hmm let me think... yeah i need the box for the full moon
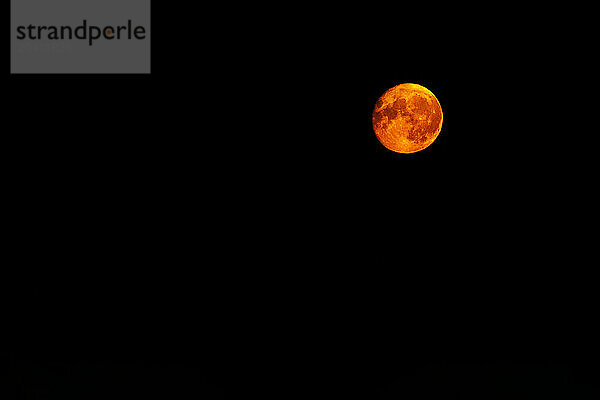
[372,83,443,153]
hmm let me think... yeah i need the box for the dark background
[6,1,598,399]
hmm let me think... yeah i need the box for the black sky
[7,1,598,399]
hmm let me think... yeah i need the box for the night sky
[7,1,597,399]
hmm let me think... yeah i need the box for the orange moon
[372,83,443,153]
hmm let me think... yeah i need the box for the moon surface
[372,83,443,153]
